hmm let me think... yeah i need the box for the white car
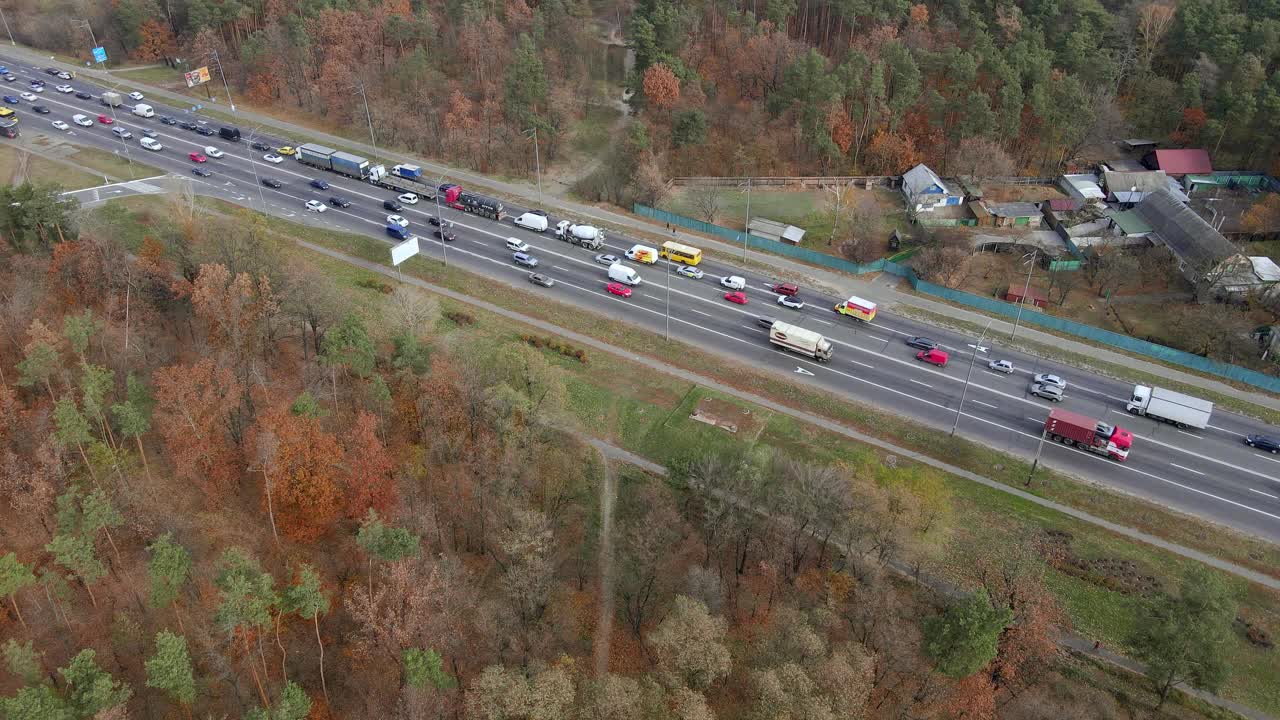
[203,146,224,158]
[54,84,73,93]
[505,237,531,252]
[1033,373,1066,389]
[398,192,419,205]
[28,85,42,93]
[18,92,36,102]
[72,115,93,127]
[127,91,145,101]
[676,265,704,279]
[988,359,1014,374]
[56,71,71,80]
[720,275,746,290]
[305,200,327,213]
[51,120,69,131]
[777,294,805,310]
[386,214,409,228]
[263,153,283,163]
[139,137,162,151]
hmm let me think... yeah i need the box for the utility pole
[664,257,671,341]
[525,126,542,206]
[245,126,268,210]
[355,81,378,164]
[1026,426,1049,485]
[209,49,234,111]
[740,178,753,263]
[1010,248,1037,342]
[952,320,992,437]
[434,174,448,268]
[74,20,106,72]
[0,6,15,46]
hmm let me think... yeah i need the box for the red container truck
[1043,409,1132,462]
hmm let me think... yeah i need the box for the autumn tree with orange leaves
[152,359,243,494]
[250,404,344,543]
[340,411,396,520]
[642,64,681,109]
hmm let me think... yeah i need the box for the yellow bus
[660,240,702,266]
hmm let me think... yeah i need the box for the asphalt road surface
[7,58,1279,541]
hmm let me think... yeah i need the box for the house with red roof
[1142,149,1213,176]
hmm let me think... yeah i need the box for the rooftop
[1133,189,1238,275]
[901,163,953,199]
[1151,148,1213,176]
[986,201,1042,217]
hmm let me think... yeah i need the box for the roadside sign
[183,66,211,88]
[390,236,420,266]
[91,46,107,64]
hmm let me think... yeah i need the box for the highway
[6,57,1280,541]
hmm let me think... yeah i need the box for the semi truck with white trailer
[1125,385,1213,429]
[768,321,833,362]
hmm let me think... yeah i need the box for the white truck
[1125,385,1213,429]
[555,220,604,250]
[768,321,832,362]
[100,91,122,108]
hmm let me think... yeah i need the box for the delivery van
[625,244,658,264]
[131,103,154,118]
[513,212,549,232]
[608,263,642,286]
[72,114,92,127]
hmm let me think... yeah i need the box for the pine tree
[403,648,456,690]
[147,533,193,617]
[245,680,311,720]
[1,639,43,683]
[355,509,420,597]
[45,534,106,607]
[0,552,36,628]
[59,648,132,716]
[283,564,331,704]
[214,549,277,708]
[145,630,196,714]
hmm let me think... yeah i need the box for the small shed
[969,201,992,226]
[1122,139,1159,151]
[748,217,806,245]
[1005,286,1048,308]
[985,201,1044,228]
[1143,149,1213,176]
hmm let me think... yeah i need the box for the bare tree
[687,185,722,225]
[913,242,973,288]
[1087,250,1140,300]
[825,181,852,246]
[952,137,1016,180]
[1136,3,1176,71]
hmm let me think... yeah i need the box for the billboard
[183,66,211,88]
[390,236,419,266]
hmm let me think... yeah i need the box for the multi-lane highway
[6,56,1280,540]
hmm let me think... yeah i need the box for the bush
[444,310,475,326]
[356,278,393,294]
[520,334,588,363]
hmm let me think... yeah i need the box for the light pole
[951,319,992,437]
[209,49,235,112]
[102,81,134,178]
[73,20,105,72]
[434,173,448,268]
[1010,248,1038,342]
[354,81,378,164]
[245,126,268,210]
[0,7,15,46]
[664,257,672,341]
[739,178,752,263]
[524,126,542,206]
[1026,426,1049,486]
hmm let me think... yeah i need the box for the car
[304,200,327,213]
[18,92,35,102]
[188,152,207,163]
[505,237,530,252]
[988,359,1014,374]
[1033,374,1066,389]
[74,91,92,100]
[126,91,143,101]
[96,114,113,124]
[771,282,800,296]
[276,146,295,155]
[724,291,748,305]
[51,120,68,131]
[139,137,162,151]
[1029,382,1064,402]
[594,253,621,266]
[178,120,197,131]
[1,96,17,104]
[261,177,282,188]
[528,273,554,288]
[43,67,58,75]
[56,72,71,80]
[309,179,330,190]
[383,199,403,212]
[159,116,177,126]
[1244,434,1280,454]
[140,129,157,137]
[720,275,746,290]
[906,336,938,351]
[31,105,49,114]
[54,84,72,93]
[756,315,778,329]
[111,126,132,139]
[398,192,419,204]
[434,229,457,242]
[386,214,409,228]
[250,141,271,151]
[195,125,215,136]
[606,282,632,298]
[203,146,224,158]
[676,265,704,279]
[72,115,93,127]
[328,196,351,208]
[263,153,283,163]
[777,295,805,310]
[191,167,212,177]
[1,74,15,82]
[513,251,539,268]
[916,348,949,367]
[27,84,43,93]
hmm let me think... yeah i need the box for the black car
[310,179,329,190]
[755,315,778,329]
[31,105,49,114]
[528,273,554,287]
[434,229,456,242]
[1245,435,1280,454]
[43,67,59,75]
[178,120,198,131]
[159,116,177,125]
[261,178,282,189]
[251,141,271,151]
[328,196,351,208]
[906,336,939,351]
[195,126,215,136]
[383,199,402,212]
[74,91,92,99]
[191,167,212,177]
[428,215,452,228]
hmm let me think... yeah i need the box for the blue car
[309,179,329,190]
[2,96,17,104]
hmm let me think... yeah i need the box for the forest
[0,183,1249,718]
[3,0,1280,201]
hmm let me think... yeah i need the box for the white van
[131,103,154,118]
[720,275,746,290]
[505,237,531,253]
[513,212,549,233]
[624,244,658,264]
[608,263,642,286]
[72,113,92,127]
[139,136,162,151]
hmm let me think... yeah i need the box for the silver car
[1029,382,1063,402]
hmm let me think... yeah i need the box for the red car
[606,282,632,298]
[724,291,748,305]
[916,348,949,367]
[96,114,112,124]
[188,152,207,163]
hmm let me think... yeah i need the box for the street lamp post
[354,82,378,165]
[664,257,671,341]
[525,126,542,205]
[951,320,992,437]
[1010,248,1038,342]
[0,7,15,46]
[739,178,753,263]
[1027,426,1049,485]
[102,82,134,178]
[209,49,235,112]
[73,20,105,72]
[245,126,268,210]
[434,173,448,268]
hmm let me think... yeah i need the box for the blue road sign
[91,46,107,64]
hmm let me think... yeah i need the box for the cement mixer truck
[554,220,605,250]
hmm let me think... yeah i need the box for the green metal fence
[635,203,1280,393]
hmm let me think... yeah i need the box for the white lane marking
[685,307,713,318]
[809,318,832,325]
[909,379,931,388]
[972,400,998,409]
[1169,463,1205,476]
[795,366,815,376]
[1249,488,1278,499]
[1263,455,1280,465]
[1026,417,1043,423]
[1177,429,1199,438]
[848,359,874,369]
